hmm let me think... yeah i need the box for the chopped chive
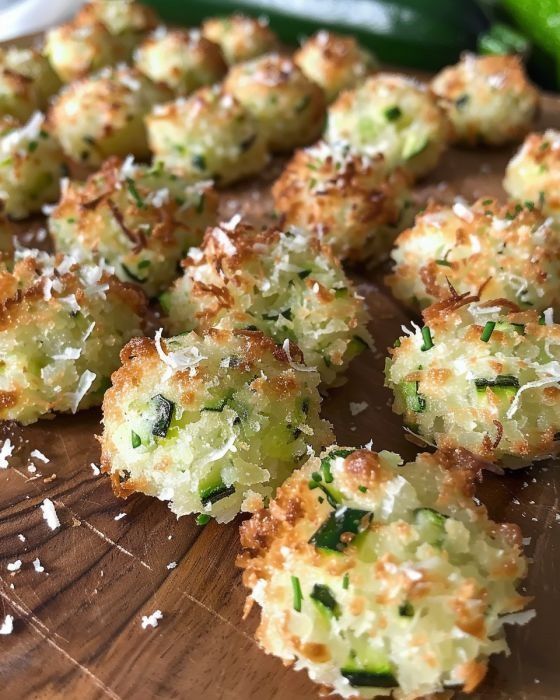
[420,326,434,351]
[291,575,303,612]
[311,471,322,482]
[126,178,144,208]
[342,573,349,589]
[138,259,151,269]
[308,480,319,490]
[320,458,334,483]
[196,513,211,525]
[482,198,493,205]
[27,140,38,153]
[131,430,141,448]
[298,269,311,279]
[358,485,367,493]
[435,258,451,267]
[480,321,495,342]
[384,105,402,121]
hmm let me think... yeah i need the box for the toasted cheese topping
[163,218,372,385]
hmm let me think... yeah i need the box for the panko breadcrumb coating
[0,113,66,219]
[294,30,378,103]
[44,19,124,83]
[75,0,158,55]
[49,65,171,166]
[48,156,218,297]
[326,73,450,179]
[146,85,268,185]
[100,329,332,522]
[202,14,278,65]
[239,445,530,699]
[431,53,539,147]
[223,54,326,152]
[387,198,560,312]
[162,218,372,385]
[0,47,61,121]
[272,141,412,264]
[385,294,560,465]
[135,27,227,95]
[0,249,146,425]
[504,130,560,219]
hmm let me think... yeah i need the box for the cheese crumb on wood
[32,558,45,573]
[0,615,14,635]
[0,439,14,468]
[91,463,101,476]
[349,401,368,416]
[7,560,21,572]
[30,449,49,463]
[141,610,163,629]
[40,498,61,530]
[114,513,126,521]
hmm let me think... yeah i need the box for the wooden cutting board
[0,87,559,700]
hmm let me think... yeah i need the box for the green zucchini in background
[143,0,489,72]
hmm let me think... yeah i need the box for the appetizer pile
[1,1,552,698]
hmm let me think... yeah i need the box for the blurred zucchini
[143,0,489,72]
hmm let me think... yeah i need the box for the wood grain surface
[0,90,559,700]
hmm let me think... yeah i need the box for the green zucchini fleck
[398,601,414,617]
[151,394,174,437]
[200,479,235,506]
[341,669,398,688]
[401,380,425,413]
[310,583,340,618]
[414,507,448,547]
[384,105,402,121]
[475,375,519,400]
[310,507,372,553]
[121,263,147,284]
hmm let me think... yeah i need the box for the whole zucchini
[143,0,489,72]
